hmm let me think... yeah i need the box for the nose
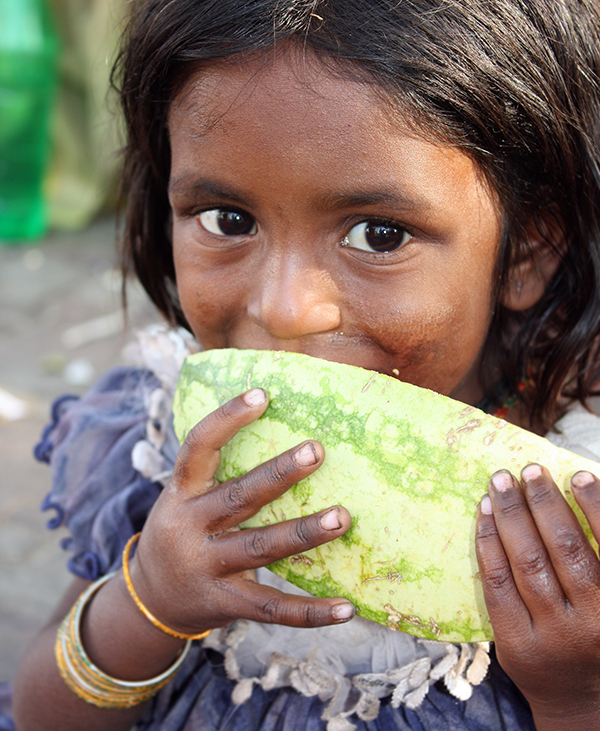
[247,253,341,339]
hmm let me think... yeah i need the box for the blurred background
[0,0,160,686]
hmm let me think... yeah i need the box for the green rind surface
[173,349,600,643]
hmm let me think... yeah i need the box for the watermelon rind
[173,349,599,643]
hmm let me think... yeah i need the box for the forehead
[171,50,391,143]
[168,50,497,219]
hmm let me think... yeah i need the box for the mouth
[225,337,405,382]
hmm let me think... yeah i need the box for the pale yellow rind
[173,349,599,642]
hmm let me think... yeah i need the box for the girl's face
[169,52,503,406]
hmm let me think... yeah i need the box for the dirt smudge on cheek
[369,303,453,365]
[391,342,443,378]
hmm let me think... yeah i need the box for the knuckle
[173,423,210,483]
[525,481,553,508]
[290,519,314,549]
[300,601,319,626]
[185,420,210,450]
[496,497,527,519]
[243,529,272,561]
[172,439,196,484]
[512,548,549,578]
[171,459,191,485]
[260,596,282,622]
[483,564,514,594]
[219,398,242,424]
[552,528,589,566]
[476,519,499,543]
[262,454,293,487]
[221,479,248,516]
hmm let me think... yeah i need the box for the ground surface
[0,217,158,683]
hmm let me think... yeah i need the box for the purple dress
[6,365,537,731]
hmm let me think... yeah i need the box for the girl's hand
[476,464,600,730]
[127,388,354,638]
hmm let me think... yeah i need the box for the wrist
[81,571,186,682]
[124,532,211,641]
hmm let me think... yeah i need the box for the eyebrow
[168,177,255,207]
[316,188,432,213]
[168,175,432,213]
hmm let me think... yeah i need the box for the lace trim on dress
[201,615,491,731]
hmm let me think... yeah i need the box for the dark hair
[113,0,600,432]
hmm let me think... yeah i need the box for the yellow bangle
[122,532,212,641]
[55,572,192,708]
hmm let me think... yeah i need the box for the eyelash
[196,208,413,255]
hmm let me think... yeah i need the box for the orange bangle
[122,533,212,641]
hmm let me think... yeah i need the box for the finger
[209,506,351,573]
[199,440,325,532]
[486,470,566,616]
[571,470,600,546]
[172,389,269,494]
[520,464,600,606]
[475,497,531,637]
[222,579,355,628]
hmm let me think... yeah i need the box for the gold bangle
[122,532,212,641]
[55,572,192,708]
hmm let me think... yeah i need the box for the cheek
[357,282,493,376]
[174,250,241,345]
[368,306,456,366]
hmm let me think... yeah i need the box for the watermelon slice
[173,349,599,643]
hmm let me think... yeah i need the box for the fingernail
[521,463,542,482]
[572,471,596,489]
[294,442,318,466]
[243,388,267,406]
[332,602,354,621]
[320,508,341,531]
[491,470,513,492]
[481,495,493,515]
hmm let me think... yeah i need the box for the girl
[11,0,600,729]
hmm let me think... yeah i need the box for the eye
[199,208,257,236]
[342,221,412,253]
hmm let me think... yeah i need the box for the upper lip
[232,336,388,375]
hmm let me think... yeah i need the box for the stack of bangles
[55,532,212,709]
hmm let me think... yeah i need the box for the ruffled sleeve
[35,366,168,581]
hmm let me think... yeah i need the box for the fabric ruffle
[35,366,165,580]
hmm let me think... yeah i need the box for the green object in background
[0,0,58,242]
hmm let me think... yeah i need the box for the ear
[500,214,567,311]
